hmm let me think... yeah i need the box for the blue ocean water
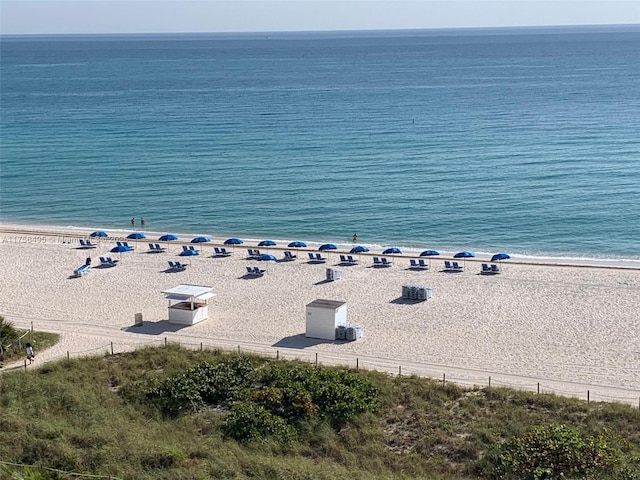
[1,26,639,259]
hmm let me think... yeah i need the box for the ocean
[1,26,639,260]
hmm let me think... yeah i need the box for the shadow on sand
[389,297,427,305]
[122,320,190,335]
[272,333,346,349]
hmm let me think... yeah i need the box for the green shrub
[251,386,318,420]
[223,402,296,444]
[483,423,621,479]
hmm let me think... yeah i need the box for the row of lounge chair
[167,261,188,271]
[99,257,119,267]
[480,263,501,275]
[339,255,359,265]
[78,239,97,249]
[443,260,464,272]
[246,266,265,277]
[372,257,393,267]
[213,247,232,257]
[147,243,167,253]
[409,259,429,270]
[307,252,327,263]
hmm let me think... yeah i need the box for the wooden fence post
[398,365,402,376]
[537,382,540,394]
[276,350,279,360]
[315,352,318,366]
[488,376,491,389]
[356,358,359,371]
[587,390,590,404]
[442,373,446,386]
[110,342,114,355]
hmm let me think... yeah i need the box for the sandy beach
[1,224,639,405]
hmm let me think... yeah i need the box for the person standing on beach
[25,342,35,364]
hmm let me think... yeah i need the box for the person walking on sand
[26,342,35,364]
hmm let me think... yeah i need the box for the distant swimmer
[141,217,145,227]
[131,217,135,225]
[352,233,358,243]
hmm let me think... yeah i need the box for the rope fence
[7,335,640,409]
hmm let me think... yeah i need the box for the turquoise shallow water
[1,26,639,259]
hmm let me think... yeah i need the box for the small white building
[162,284,215,325]
[305,299,347,340]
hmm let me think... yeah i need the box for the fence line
[7,336,640,408]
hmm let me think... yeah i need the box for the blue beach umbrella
[420,250,440,257]
[288,241,307,248]
[382,247,402,255]
[319,243,338,251]
[224,237,244,245]
[491,252,511,262]
[191,236,210,243]
[350,245,369,254]
[258,253,277,261]
[258,240,277,247]
[111,244,131,253]
[179,249,199,257]
[159,234,178,242]
[90,230,108,238]
[127,232,146,240]
[454,250,475,267]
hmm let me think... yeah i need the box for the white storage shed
[305,299,347,340]
[162,284,215,325]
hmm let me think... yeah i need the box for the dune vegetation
[1,343,639,479]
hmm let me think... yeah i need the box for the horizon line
[2,23,638,39]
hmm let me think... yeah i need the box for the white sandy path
[1,226,639,406]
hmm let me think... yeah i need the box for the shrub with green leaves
[262,364,380,424]
[223,402,296,444]
[145,356,255,416]
[485,423,621,479]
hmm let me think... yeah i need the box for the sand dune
[1,224,639,405]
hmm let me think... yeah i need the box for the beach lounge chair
[246,266,254,275]
[213,247,231,257]
[308,252,316,261]
[79,239,96,249]
[452,261,463,271]
[443,260,454,272]
[123,242,133,250]
[315,253,327,263]
[99,257,117,267]
[339,255,349,265]
[491,264,500,274]
[253,266,265,276]
[247,249,261,259]
[284,250,296,261]
[73,264,90,277]
[168,261,187,271]
[154,243,166,252]
[106,257,118,265]
[381,257,393,267]
[220,247,231,256]
[347,255,359,265]
[481,263,492,274]
[148,243,163,253]
[373,257,382,267]
[418,259,429,270]
[189,245,197,251]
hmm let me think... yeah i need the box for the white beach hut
[162,284,215,325]
[305,299,347,340]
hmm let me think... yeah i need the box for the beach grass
[0,321,59,367]
[1,344,639,479]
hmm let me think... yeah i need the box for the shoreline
[2,222,639,270]
[1,223,640,406]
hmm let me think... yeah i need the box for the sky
[1,0,639,35]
